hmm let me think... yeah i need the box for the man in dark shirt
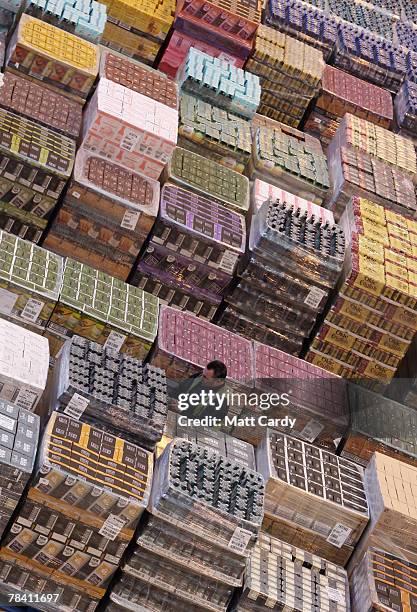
[173,360,230,419]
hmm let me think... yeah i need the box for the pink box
[252,179,335,223]
[158,30,244,79]
[150,305,254,383]
[82,78,178,179]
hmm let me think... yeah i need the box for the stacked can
[177,48,259,173]
[249,125,329,204]
[106,438,265,612]
[131,183,246,321]
[99,0,175,64]
[257,430,370,566]
[232,533,350,611]
[220,184,344,355]
[45,258,159,359]
[51,335,168,450]
[307,197,417,390]
[246,25,324,128]
[305,65,393,149]
[0,412,153,611]
[0,318,49,412]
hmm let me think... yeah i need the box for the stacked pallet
[246,25,324,127]
[307,197,417,390]
[107,438,265,611]
[257,430,370,566]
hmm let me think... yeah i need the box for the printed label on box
[64,393,89,420]
[104,331,127,353]
[327,587,345,603]
[120,130,139,152]
[0,413,16,432]
[0,288,18,315]
[99,514,126,541]
[228,527,252,553]
[15,389,38,411]
[219,250,239,275]
[121,210,140,231]
[20,299,45,323]
[326,523,352,548]
[299,419,324,443]
[304,286,326,309]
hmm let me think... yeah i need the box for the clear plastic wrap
[247,25,324,128]
[149,438,264,550]
[257,429,369,566]
[52,335,167,450]
[0,401,39,539]
[233,533,350,611]
[178,93,252,173]
[150,305,254,384]
[249,126,329,204]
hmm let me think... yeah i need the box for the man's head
[202,360,227,388]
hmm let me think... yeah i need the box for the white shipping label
[15,388,38,410]
[0,413,16,432]
[120,130,139,152]
[99,514,126,541]
[228,527,252,553]
[299,419,324,443]
[121,210,140,231]
[0,288,18,315]
[327,587,345,603]
[104,331,126,353]
[304,286,326,309]
[63,393,89,420]
[326,523,352,548]
[219,250,239,275]
[20,298,44,323]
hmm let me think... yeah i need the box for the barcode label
[99,514,126,541]
[326,523,352,548]
[64,393,89,420]
[327,587,345,603]
[299,419,324,443]
[0,288,18,315]
[228,527,252,553]
[120,130,139,152]
[15,389,38,410]
[121,210,140,231]
[104,331,126,353]
[20,298,44,323]
[304,286,326,309]
[219,250,238,275]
